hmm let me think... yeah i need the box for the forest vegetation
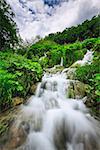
[0,0,100,116]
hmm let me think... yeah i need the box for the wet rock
[67,81,89,99]
[0,107,20,150]
[30,84,37,94]
[0,107,19,137]
[19,121,30,134]
[5,122,29,150]
[53,81,58,91]
[12,97,24,106]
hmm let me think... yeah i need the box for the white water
[60,57,63,66]
[74,50,93,66]
[62,50,93,74]
[15,77,100,150]
[13,50,100,150]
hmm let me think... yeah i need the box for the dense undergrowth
[0,52,43,111]
[26,37,100,68]
[75,50,100,102]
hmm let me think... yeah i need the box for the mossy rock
[66,68,76,80]
[68,88,75,98]
[0,107,18,137]
[0,124,8,136]
[30,84,37,94]
[67,81,89,99]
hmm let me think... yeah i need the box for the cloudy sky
[6,0,100,41]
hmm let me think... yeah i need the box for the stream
[1,51,100,150]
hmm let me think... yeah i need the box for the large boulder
[1,121,30,150]
[67,80,89,99]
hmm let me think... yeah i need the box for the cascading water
[3,50,100,150]
[73,50,94,66]
[60,57,63,66]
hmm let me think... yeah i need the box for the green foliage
[0,12,99,114]
[0,51,43,111]
[0,69,23,110]
[26,38,99,68]
[0,0,19,50]
[28,40,60,58]
[75,51,100,102]
[49,49,62,66]
[0,123,8,135]
[92,74,100,102]
[45,16,100,44]
[39,56,49,68]
[82,38,100,50]
[27,40,63,67]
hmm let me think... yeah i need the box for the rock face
[12,97,24,106]
[67,80,89,99]
[0,107,19,150]
[30,84,37,94]
[4,121,29,150]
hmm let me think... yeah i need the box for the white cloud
[6,0,100,41]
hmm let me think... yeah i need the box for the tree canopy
[0,0,19,50]
[45,16,100,44]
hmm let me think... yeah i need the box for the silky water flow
[5,51,100,150]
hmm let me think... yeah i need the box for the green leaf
[95,90,100,96]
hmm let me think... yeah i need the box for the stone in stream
[67,80,89,99]
[3,121,30,150]
[12,97,24,106]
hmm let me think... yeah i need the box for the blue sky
[6,0,100,41]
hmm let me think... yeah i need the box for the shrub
[0,51,43,111]
[75,51,100,102]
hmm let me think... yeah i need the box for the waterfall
[8,70,100,150]
[2,51,99,150]
[74,50,93,66]
[60,57,63,66]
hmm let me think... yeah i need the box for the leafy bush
[28,40,59,58]
[90,73,100,102]
[75,51,100,102]
[0,69,23,110]
[0,51,43,111]
[82,38,100,49]
[39,56,49,68]
[27,38,99,68]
